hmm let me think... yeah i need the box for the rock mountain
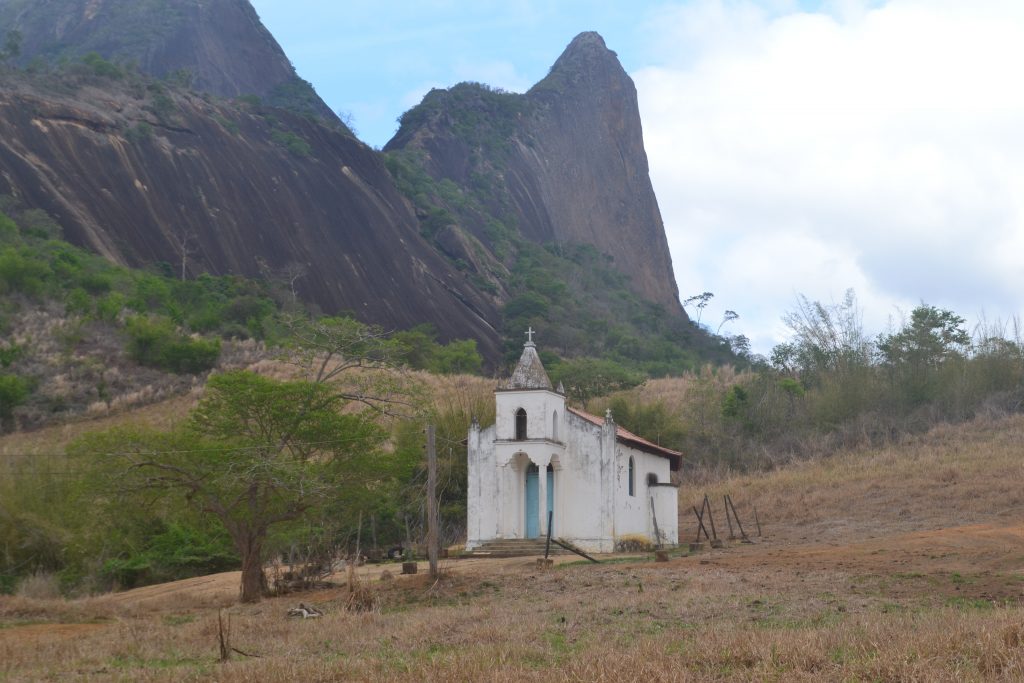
[0,0,335,118]
[386,32,680,313]
[0,1,702,365]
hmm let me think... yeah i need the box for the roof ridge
[565,406,683,459]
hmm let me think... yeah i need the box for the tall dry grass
[679,413,1024,543]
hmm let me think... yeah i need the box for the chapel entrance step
[468,539,568,558]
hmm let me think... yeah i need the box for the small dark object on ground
[286,603,323,619]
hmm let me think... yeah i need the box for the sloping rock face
[0,77,501,357]
[0,0,334,119]
[385,32,683,315]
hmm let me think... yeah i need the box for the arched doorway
[524,463,554,538]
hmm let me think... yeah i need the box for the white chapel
[467,333,681,553]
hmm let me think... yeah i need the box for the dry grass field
[3,413,1024,680]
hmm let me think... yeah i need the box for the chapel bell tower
[494,328,565,443]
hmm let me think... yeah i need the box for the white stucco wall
[466,424,498,549]
[611,446,678,547]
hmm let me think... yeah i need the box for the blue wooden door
[525,464,539,538]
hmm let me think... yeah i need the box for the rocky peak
[534,31,623,94]
[0,0,336,120]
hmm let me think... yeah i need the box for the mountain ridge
[0,3,728,369]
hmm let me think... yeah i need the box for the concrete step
[469,539,568,557]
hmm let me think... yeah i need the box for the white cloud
[635,0,1024,353]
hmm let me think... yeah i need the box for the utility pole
[426,424,439,579]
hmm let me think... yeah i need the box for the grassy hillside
[0,198,280,432]
[2,412,1023,680]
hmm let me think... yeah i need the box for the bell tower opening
[515,408,527,441]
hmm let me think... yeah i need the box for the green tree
[0,373,29,432]
[550,357,645,406]
[1,30,22,63]
[71,371,386,603]
[877,304,970,407]
[429,339,482,375]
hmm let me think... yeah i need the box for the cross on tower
[525,327,535,344]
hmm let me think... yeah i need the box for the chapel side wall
[466,425,498,549]
[614,446,675,545]
[652,484,679,546]
[557,418,606,547]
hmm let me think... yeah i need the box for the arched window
[515,408,527,441]
[628,456,636,497]
[552,411,558,441]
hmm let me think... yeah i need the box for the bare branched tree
[683,292,714,327]
[175,229,198,281]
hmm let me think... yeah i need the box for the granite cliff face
[0,75,501,357]
[0,0,334,119]
[0,2,705,365]
[385,32,683,315]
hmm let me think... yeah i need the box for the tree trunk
[236,532,268,603]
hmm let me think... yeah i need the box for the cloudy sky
[249,0,1024,354]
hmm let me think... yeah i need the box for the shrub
[159,336,220,374]
[270,129,312,157]
[0,247,50,295]
[125,122,153,143]
[0,373,29,428]
[125,316,220,374]
[0,344,21,368]
[64,287,92,316]
[96,291,127,321]
[429,339,483,375]
[81,52,122,79]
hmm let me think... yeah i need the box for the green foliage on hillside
[0,0,183,68]
[384,150,734,379]
[125,315,221,374]
[594,290,1024,472]
[503,242,733,377]
[391,324,483,375]
[0,199,284,432]
[266,76,342,127]
[0,205,278,341]
[270,128,312,157]
[396,82,530,157]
